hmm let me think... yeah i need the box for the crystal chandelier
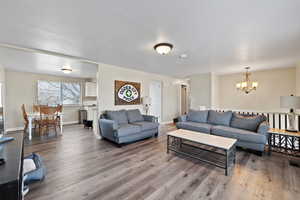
[236,67,258,94]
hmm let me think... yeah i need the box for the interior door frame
[0,82,5,134]
[149,80,162,122]
[180,84,189,115]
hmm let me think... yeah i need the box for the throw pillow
[230,113,265,132]
[187,110,209,123]
[127,109,144,123]
[106,110,128,125]
[208,110,233,126]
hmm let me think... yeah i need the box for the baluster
[279,114,281,129]
[273,114,276,128]
[285,114,287,130]
[267,113,270,123]
[298,115,300,132]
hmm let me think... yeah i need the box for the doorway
[181,85,188,115]
[149,81,162,122]
[0,83,4,135]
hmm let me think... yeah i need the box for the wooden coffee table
[167,129,237,175]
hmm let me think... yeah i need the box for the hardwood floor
[23,124,300,200]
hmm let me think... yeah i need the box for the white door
[149,81,162,122]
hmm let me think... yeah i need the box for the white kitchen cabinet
[85,82,97,97]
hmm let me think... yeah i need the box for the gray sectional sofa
[176,110,269,153]
[99,109,159,146]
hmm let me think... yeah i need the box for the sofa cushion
[208,110,232,126]
[106,110,128,125]
[132,121,159,131]
[257,121,269,135]
[187,110,208,123]
[211,125,267,144]
[176,122,212,134]
[127,109,144,123]
[230,113,265,132]
[116,124,141,137]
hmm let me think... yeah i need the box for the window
[37,81,61,105]
[62,82,81,105]
[37,81,81,105]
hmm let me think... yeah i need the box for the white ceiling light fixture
[61,65,73,74]
[154,43,173,55]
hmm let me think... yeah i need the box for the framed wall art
[114,80,141,105]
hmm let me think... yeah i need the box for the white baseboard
[160,121,174,125]
[6,127,23,132]
[94,134,101,140]
[5,121,80,132]
[64,121,80,125]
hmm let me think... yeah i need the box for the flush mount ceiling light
[61,66,73,74]
[154,43,173,55]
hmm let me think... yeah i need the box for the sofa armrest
[177,115,187,122]
[99,119,118,139]
[257,121,270,136]
[142,115,157,122]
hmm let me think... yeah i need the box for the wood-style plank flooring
[22,124,300,200]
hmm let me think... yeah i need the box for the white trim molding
[5,127,24,132]
[160,121,174,125]
[63,121,80,125]
[5,121,80,133]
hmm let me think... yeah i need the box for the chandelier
[236,67,258,94]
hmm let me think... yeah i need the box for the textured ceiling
[0,0,300,77]
[0,47,98,78]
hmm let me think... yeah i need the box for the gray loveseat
[176,110,269,153]
[99,109,159,146]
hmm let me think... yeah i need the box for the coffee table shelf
[268,128,300,157]
[167,129,237,176]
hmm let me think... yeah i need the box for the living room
[0,1,300,200]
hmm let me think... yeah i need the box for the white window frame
[37,80,82,106]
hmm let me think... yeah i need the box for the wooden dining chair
[21,104,39,134]
[38,106,59,137]
[56,104,63,113]
[33,105,40,112]
[21,104,29,132]
[55,105,63,126]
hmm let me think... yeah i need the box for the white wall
[0,65,5,107]
[188,67,298,113]
[217,67,296,112]
[0,65,5,82]
[210,73,219,109]
[98,63,181,123]
[296,63,300,96]
[5,70,88,130]
[188,73,211,110]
